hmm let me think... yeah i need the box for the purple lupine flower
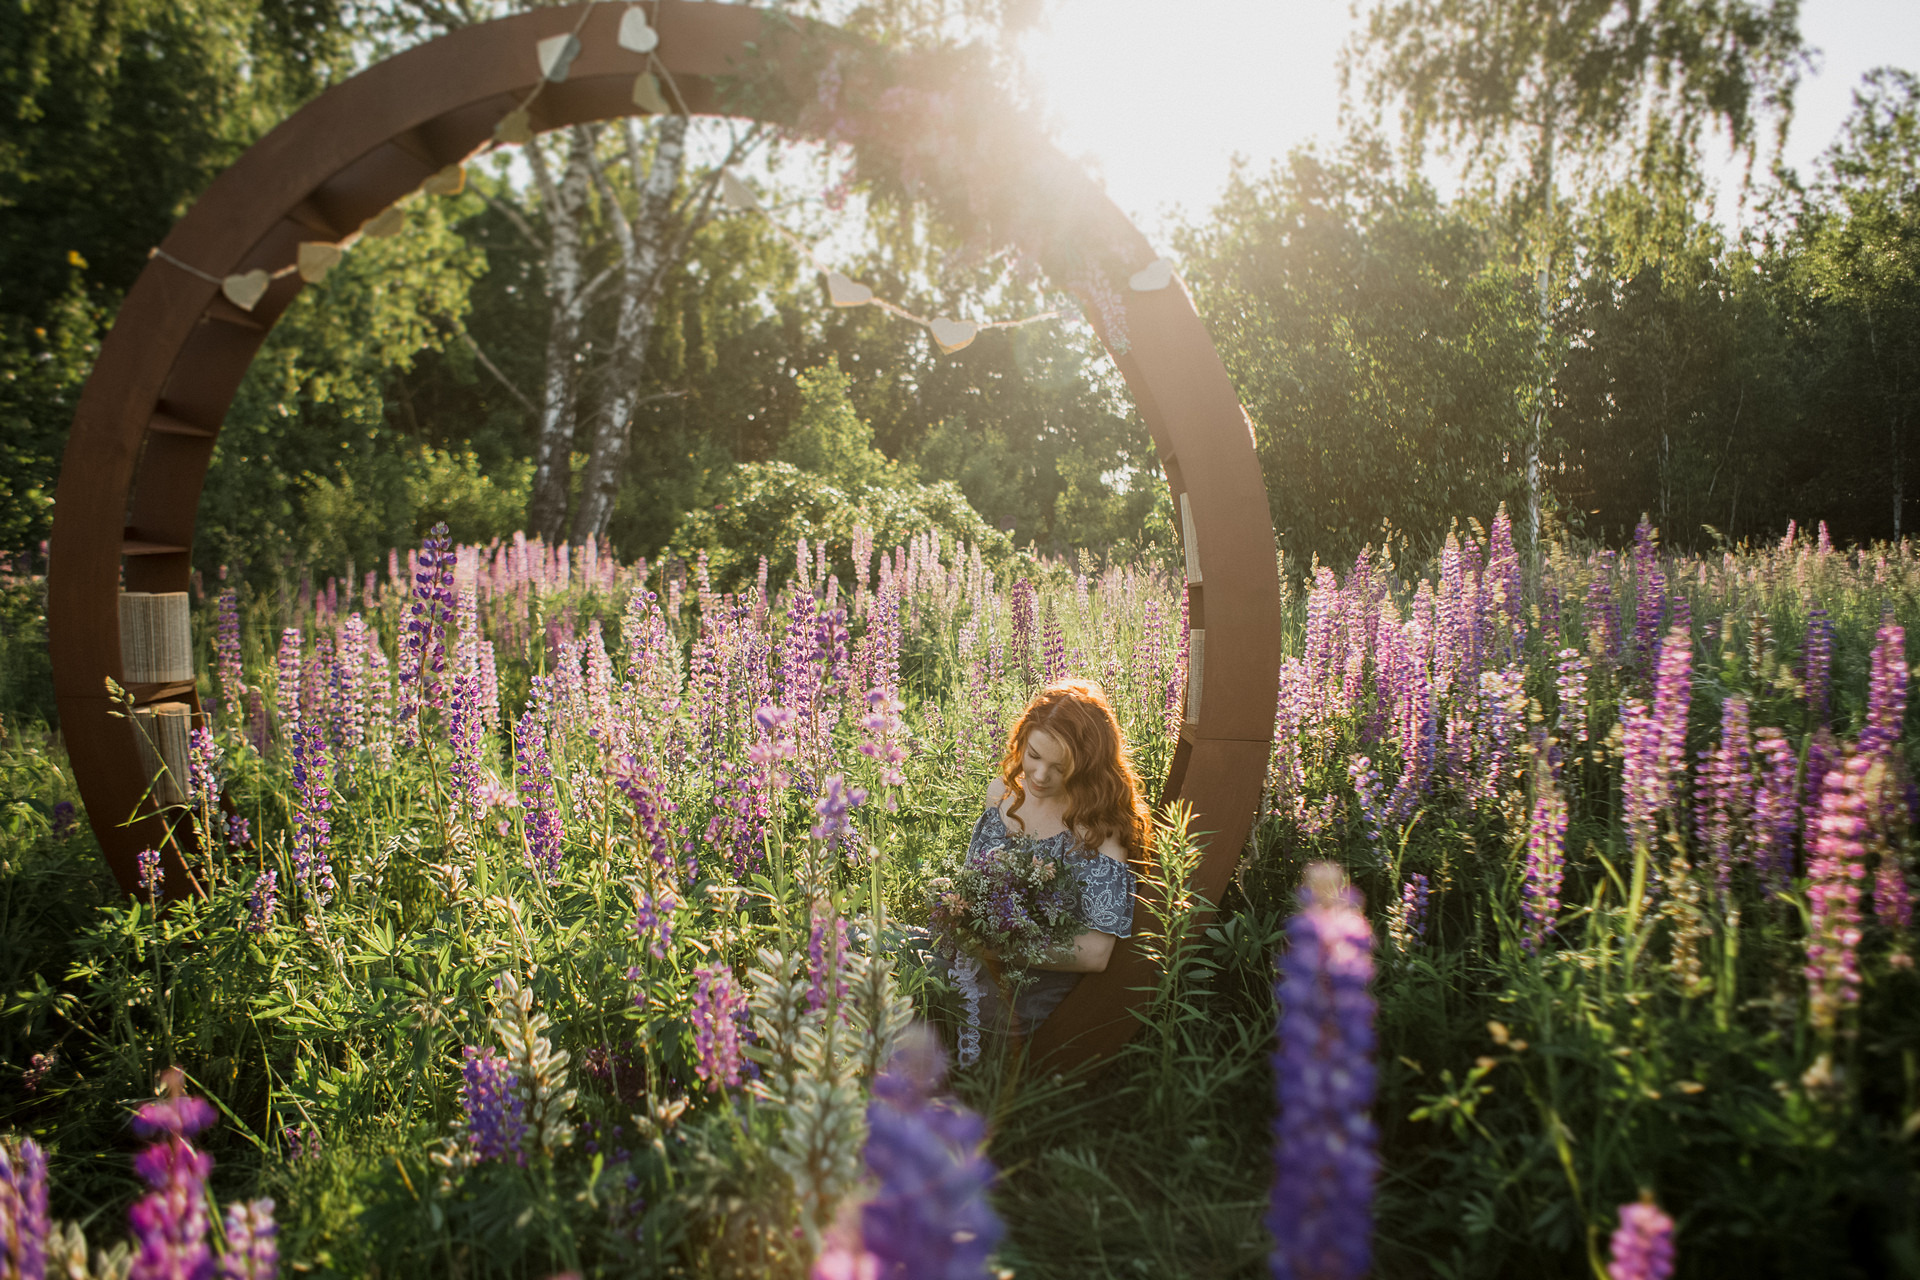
[1042,603,1066,684]
[1348,755,1386,849]
[1802,727,1839,863]
[1555,648,1588,744]
[748,702,799,791]
[1695,697,1753,897]
[188,726,222,842]
[22,1051,56,1093]
[218,1199,278,1280]
[336,613,369,755]
[1009,580,1037,684]
[812,774,867,850]
[1803,608,1834,730]
[291,721,334,908]
[1485,504,1523,646]
[129,1097,218,1280]
[275,628,303,734]
[854,1029,1003,1280]
[247,871,277,934]
[1861,622,1908,758]
[1621,626,1693,850]
[398,523,456,743]
[706,758,772,878]
[138,847,164,899]
[226,813,252,851]
[1631,519,1666,664]
[215,590,244,719]
[1607,1198,1676,1280]
[807,909,851,1012]
[690,964,749,1091]
[1268,864,1377,1280]
[50,800,76,841]
[1751,728,1800,888]
[459,1046,526,1165]
[634,886,679,960]
[1390,874,1429,952]
[1807,754,1872,1034]
[1,1137,50,1280]
[858,689,908,791]
[447,645,486,825]
[246,688,269,757]
[614,756,681,881]
[1523,775,1569,953]
[1584,552,1620,666]
[514,690,563,880]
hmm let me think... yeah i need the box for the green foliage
[302,447,533,580]
[0,0,350,554]
[777,357,892,490]
[1178,143,1536,569]
[197,193,486,579]
[667,457,1009,594]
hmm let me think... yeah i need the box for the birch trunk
[573,115,689,542]
[527,127,596,543]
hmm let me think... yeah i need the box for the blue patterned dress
[964,804,1137,1034]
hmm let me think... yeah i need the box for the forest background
[2,0,1917,607]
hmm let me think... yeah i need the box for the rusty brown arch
[49,0,1281,1067]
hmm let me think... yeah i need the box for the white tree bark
[527,126,597,543]
[573,115,690,542]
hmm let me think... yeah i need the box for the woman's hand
[1032,928,1116,974]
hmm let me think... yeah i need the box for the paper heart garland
[422,164,465,197]
[494,108,534,146]
[537,33,581,82]
[362,206,406,239]
[617,6,660,53]
[719,171,760,213]
[632,73,670,114]
[297,242,342,284]
[221,269,271,312]
[1129,258,1174,292]
[929,317,978,353]
[826,272,873,307]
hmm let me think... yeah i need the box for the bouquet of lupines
[927,831,1083,969]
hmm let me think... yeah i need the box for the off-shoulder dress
[964,804,1137,1034]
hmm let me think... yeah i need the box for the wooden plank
[148,412,215,439]
[123,539,189,557]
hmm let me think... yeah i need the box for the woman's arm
[1032,927,1117,973]
[1031,837,1131,973]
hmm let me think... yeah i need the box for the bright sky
[1019,0,1920,245]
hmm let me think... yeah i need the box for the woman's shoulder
[984,776,1007,807]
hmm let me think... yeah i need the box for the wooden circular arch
[49,1,1280,1066]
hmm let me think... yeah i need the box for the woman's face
[1022,727,1070,798]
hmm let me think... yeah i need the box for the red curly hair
[999,679,1153,868]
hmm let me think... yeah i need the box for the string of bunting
[145,0,1181,354]
[713,167,1071,355]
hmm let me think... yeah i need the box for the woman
[964,678,1152,1037]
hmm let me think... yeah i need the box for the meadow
[1,511,1916,1279]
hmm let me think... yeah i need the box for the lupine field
[1,510,1918,1279]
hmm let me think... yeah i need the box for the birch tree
[1346,0,1805,548]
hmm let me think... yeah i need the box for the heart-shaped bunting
[537,33,581,82]
[826,272,873,307]
[1129,258,1174,292]
[494,108,534,146]
[632,73,670,114]
[929,317,978,354]
[362,206,405,239]
[221,269,271,312]
[297,242,342,284]
[422,164,466,197]
[617,6,661,53]
[719,171,760,213]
